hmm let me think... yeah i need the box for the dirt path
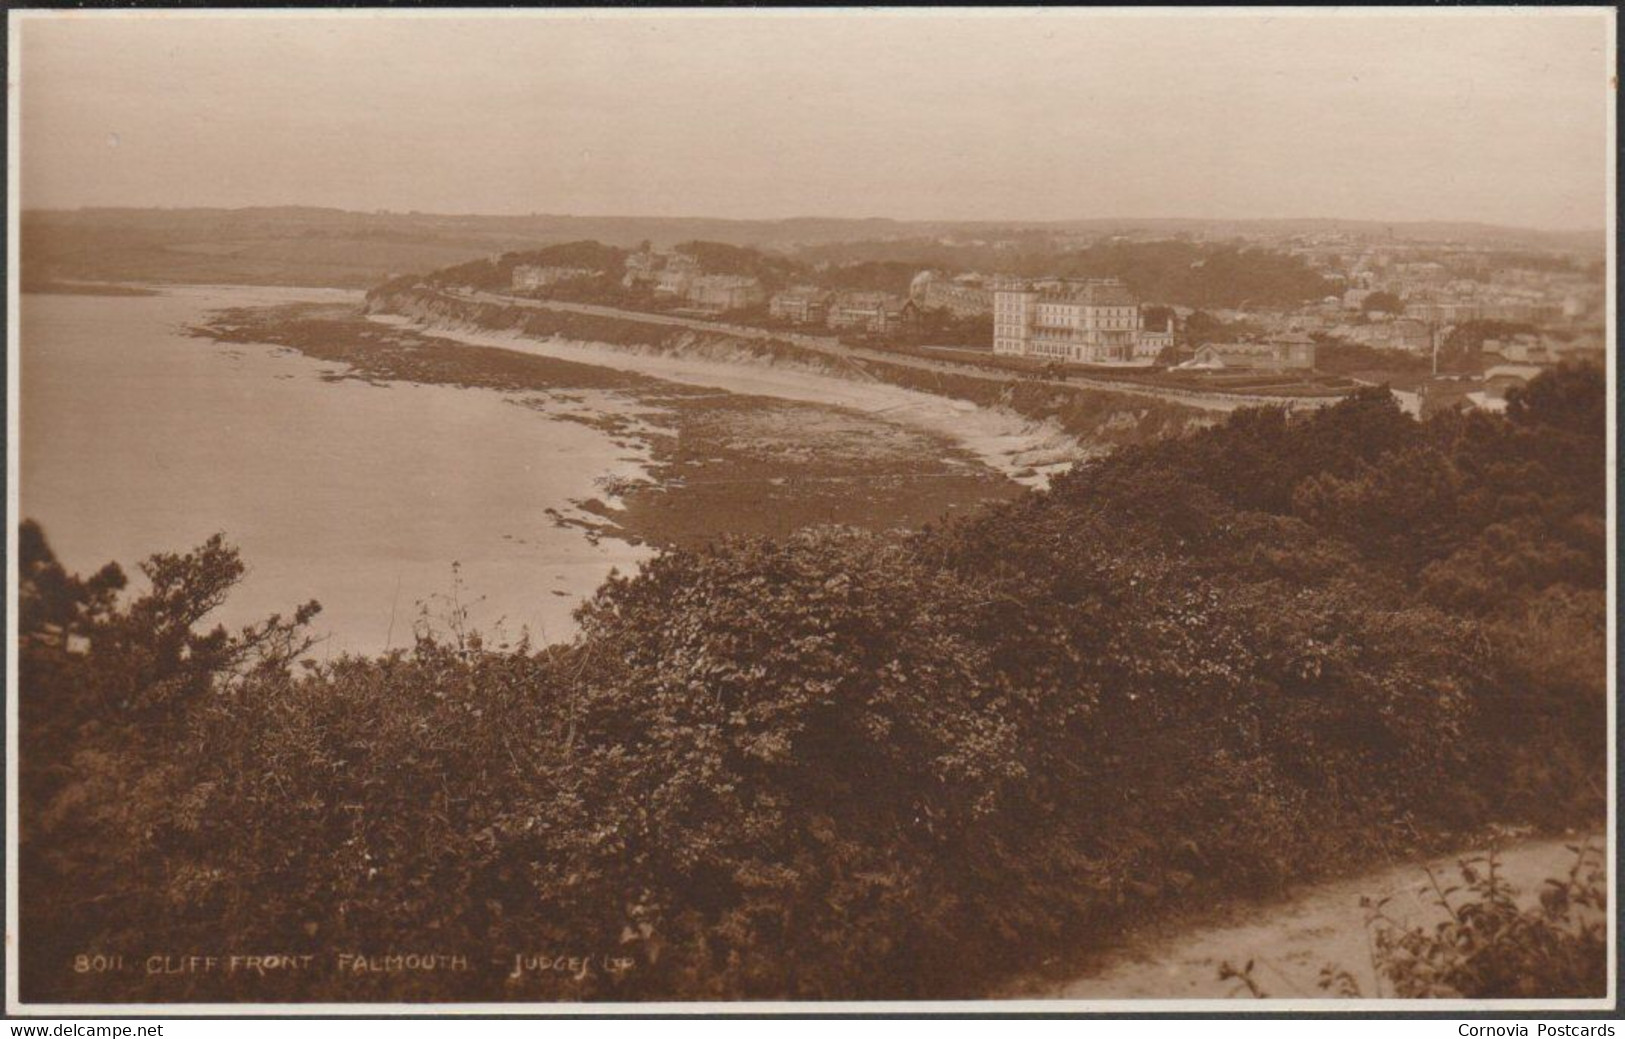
[1009,834,1605,1000]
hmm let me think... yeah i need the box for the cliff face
[366,287,1212,450]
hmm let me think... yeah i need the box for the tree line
[406,237,1340,310]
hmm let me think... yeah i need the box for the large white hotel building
[993,278,1171,363]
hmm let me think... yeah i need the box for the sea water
[19,286,653,655]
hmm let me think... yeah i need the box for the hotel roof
[999,279,1138,307]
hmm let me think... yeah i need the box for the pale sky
[14,9,1616,230]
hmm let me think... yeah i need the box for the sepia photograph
[5,5,1616,1015]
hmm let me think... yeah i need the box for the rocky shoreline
[192,303,1024,552]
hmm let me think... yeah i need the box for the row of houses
[1403,299,1567,325]
[769,288,922,335]
[620,251,767,313]
[512,248,936,332]
[1333,317,1434,354]
[510,254,1325,373]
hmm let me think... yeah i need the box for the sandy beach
[366,312,1090,487]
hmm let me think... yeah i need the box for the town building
[1134,327,1175,361]
[769,287,834,325]
[1403,297,1565,326]
[621,250,662,284]
[1186,333,1317,371]
[687,274,765,313]
[1465,363,1547,413]
[910,270,993,317]
[992,279,1154,362]
[1405,300,1483,324]
[1481,331,1603,368]
[1482,333,1556,366]
[1331,318,1433,354]
[827,293,915,336]
[622,250,699,295]
[622,251,762,312]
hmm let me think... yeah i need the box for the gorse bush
[19,367,1605,1002]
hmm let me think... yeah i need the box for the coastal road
[439,288,1351,414]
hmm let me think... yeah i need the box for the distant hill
[1035,216,1605,253]
[20,207,1604,291]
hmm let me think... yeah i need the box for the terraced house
[826,292,918,335]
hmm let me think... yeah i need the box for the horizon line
[18,204,1607,239]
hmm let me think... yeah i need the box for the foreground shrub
[18,369,1606,1002]
[1362,847,1607,998]
[1312,846,1608,999]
